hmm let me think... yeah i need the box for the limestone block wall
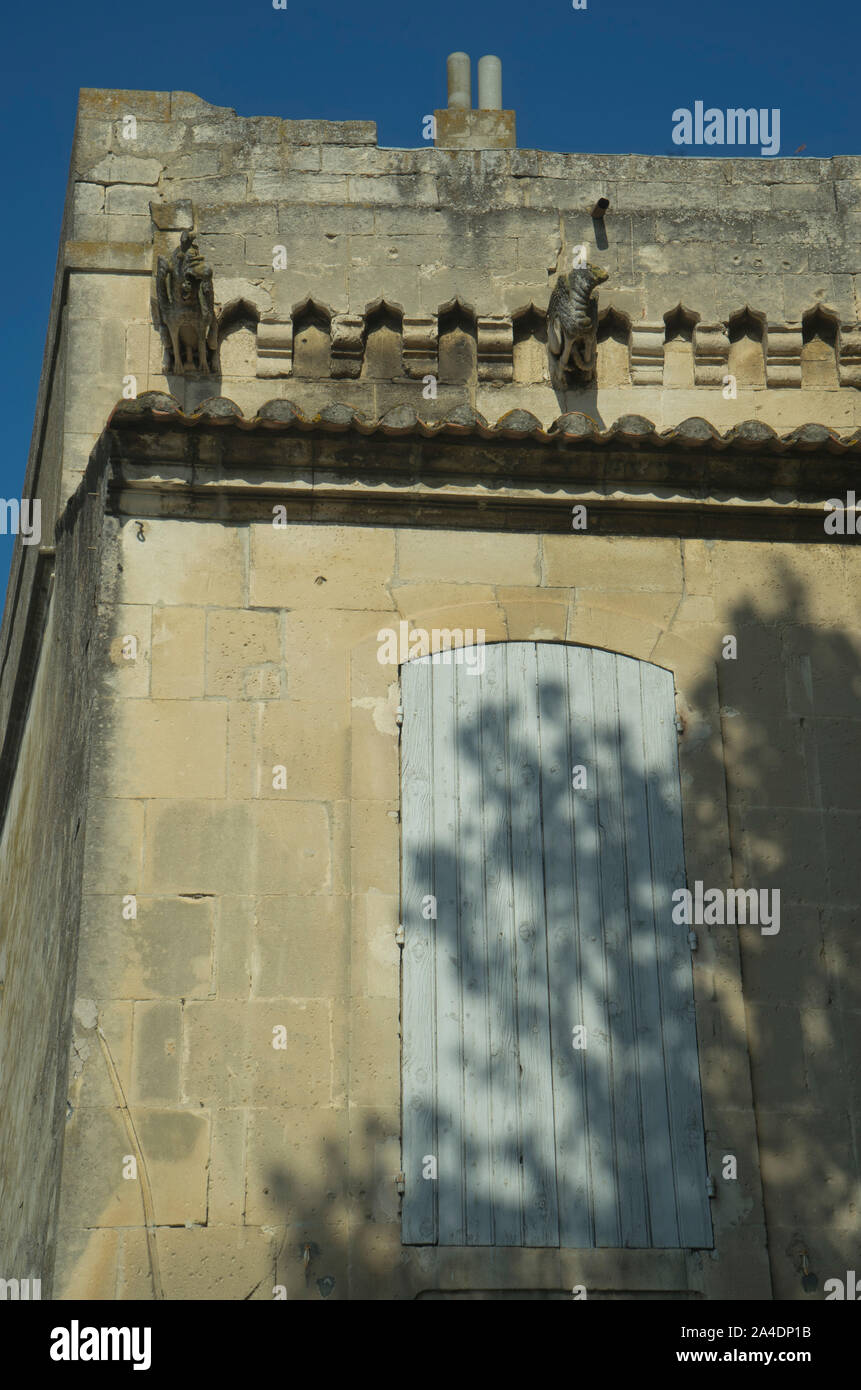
[6,89,858,878]
[0,442,112,1292]
[4,85,861,1304]
[6,87,858,765]
[52,508,861,1299]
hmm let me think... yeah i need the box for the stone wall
[50,484,861,1298]
[5,87,859,707]
[60,88,861,497]
[3,87,860,1301]
[4,87,858,785]
[0,440,113,1292]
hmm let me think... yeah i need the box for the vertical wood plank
[594,652,649,1248]
[400,657,437,1243]
[455,653,494,1244]
[566,646,611,1246]
[615,655,677,1246]
[567,646,618,1245]
[640,660,712,1248]
[430,656,466,1245]
[506,642,559,1246]
[481,644,523,1244]
[537,642,592,1246]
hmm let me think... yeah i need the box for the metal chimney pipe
[477,55,502,111]
[446,52,471,110]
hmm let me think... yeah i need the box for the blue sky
[1,0,857,596]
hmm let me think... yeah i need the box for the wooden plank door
[400,642,712,1249]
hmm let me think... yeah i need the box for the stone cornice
[102,393,861,542]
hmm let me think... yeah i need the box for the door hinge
[706,1175,716,1198]
[396,705,404,726]
[395,1172,405,1195]
[687,930,698,950]
[395,924,405,947]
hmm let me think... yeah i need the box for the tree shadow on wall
[257,559,860,1300]
[687,567,861,1300]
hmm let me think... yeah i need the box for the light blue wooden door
[400,642,712,1248]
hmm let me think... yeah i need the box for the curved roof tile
[108,396,861,454]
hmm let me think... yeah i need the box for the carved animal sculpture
[547,263,609,381]
[156,231,217,374]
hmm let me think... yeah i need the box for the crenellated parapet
[243,298,861,390]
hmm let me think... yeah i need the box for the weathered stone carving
[547,263,609,383]
[155,231,217,374]
[630,324,665,386]
[765,325,803,389]
[840,329,861,389]
[477,316,514,382]
[256,319,293,378]
[694,324,730,386]
[402,316,438,379]
[331,314,365,378]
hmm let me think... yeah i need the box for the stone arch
[361,300,405,379]
[512,305,548,384]
[801,305,840,389]
[438,299,477,384]
[727,307,767,388]
[348,598,734,1119]
[663,304,700,388]
[217,298,260,378]
[597,307,632,387]
[292,298,333,378]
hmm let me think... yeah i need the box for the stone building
[1,63,860,1301]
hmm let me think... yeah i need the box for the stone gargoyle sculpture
[155,230,217,374]
[547,262,609,383]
